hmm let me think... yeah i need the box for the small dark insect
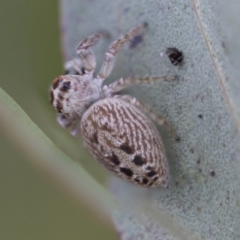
[166,47,183,66]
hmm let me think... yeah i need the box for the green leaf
[61,0,240,239]
[0,87,117,225]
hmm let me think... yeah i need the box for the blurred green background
[0,1,117,240]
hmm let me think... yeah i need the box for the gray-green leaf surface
[61,0,240,239]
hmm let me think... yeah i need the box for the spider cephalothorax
[50,23,179,187]
[50,74,101,121]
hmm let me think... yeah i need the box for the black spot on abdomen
[142,178,149,185]
[120,167,133,177]
[109,153,120,165]
[134,178,140,183]
[120,144,133,154]
[147,170,157,177]
[133,155,145,166]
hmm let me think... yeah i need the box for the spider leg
[108,75,176,93]
[76,33,103,74]
[114,94,180,141]
[57,113,80,137]
[97,23,147,81]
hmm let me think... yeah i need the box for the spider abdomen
[81,98,168,187]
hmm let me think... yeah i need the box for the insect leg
[97,23,147,81]
[108,75,176,93]
[76,33,103,74]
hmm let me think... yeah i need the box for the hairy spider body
[81,98,168,187]
[50,24,179,187]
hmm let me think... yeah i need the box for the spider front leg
[107,75,176,94]
[114,94,180,141]
[57,113,80,137]
[97,23,147,81]
[76,33,103,74]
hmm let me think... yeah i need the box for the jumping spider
[50,23,179,187]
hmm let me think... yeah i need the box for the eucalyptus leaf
[0,87,117,225]
[61,0,240,239]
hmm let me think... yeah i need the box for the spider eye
[61,81,71,92]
